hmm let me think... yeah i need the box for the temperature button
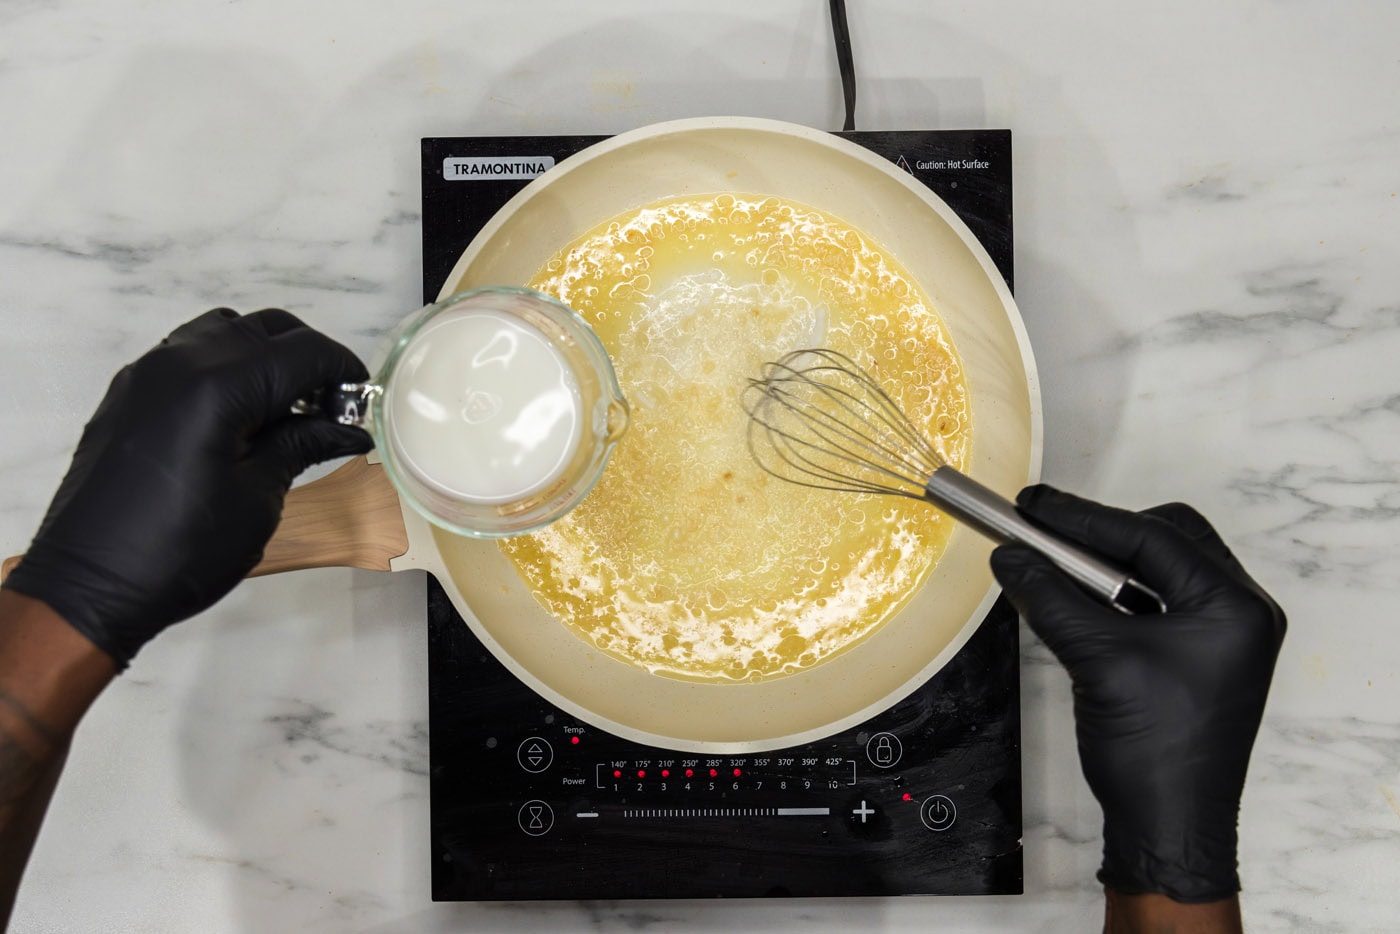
[517,800,555,836]
[517,737,554,773]
[865,732,903,768]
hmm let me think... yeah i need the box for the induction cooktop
[420,129,1021,900]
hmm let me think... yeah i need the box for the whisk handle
[924,467,1166,615]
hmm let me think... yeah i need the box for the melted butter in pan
[506,194,970,683]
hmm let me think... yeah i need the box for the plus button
[852,800,876,823]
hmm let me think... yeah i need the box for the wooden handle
[250,455,409,576]
[0,456,407,583]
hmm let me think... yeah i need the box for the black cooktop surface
[421,129,1020,901]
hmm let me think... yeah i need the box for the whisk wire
[753,376,928,488]
[742,349,947,499]
[792,360,942,473]
[754,410,921,497]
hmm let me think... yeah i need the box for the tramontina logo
[443,156,556,181]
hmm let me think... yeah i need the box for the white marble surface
[2,0,1398,930]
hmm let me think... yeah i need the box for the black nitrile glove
[990,485,1285,903]
[3,309,372,669]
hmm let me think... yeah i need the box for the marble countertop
[3,1,1397,930]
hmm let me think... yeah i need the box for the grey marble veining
[263,699,429,778]
[3,1,1399,931]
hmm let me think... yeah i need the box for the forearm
[0,729,67,930]
[1105,889,1243,934]
[0,588,115,928]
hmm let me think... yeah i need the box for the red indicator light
[709,768,718,778]
[685,769,694,778]
[661,769,670,778]
[637,769,646,779]
[732,768,742,777]
[613,770,622,779]
[570,736,580,745]
[902,793,913,802]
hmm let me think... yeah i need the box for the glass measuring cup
[298,286,630,538]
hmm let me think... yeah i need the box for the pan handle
[0,456,408,584]
[249,455,409,577]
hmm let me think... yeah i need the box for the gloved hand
[3,309,372,669]
[990,485,1285,903]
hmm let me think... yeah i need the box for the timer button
[865,732,903,768]
[919,795,956,832]
[517,800,555,836]
[517,737,554,773]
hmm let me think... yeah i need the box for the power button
[919,795,957,832]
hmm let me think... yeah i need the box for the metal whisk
[743,349,1164,615]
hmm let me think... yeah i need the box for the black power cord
[829,0,857,131]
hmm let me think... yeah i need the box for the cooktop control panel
[428,578,1021,900]
[422,129,1020,900]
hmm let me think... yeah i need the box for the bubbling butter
[505,193,970,682]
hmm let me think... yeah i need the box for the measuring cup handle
[290,382,379,427]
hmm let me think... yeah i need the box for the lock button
[864,731,903,768]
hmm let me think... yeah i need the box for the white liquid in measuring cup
[387,310,583,503]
